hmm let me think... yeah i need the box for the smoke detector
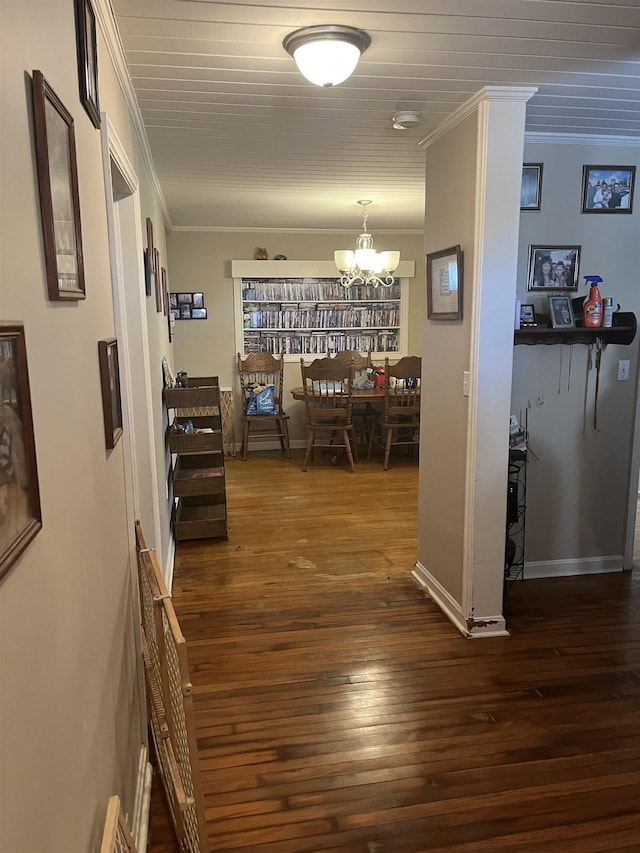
[392,111,420,130]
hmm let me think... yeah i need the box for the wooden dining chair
[368,356,421,470]
[299,357,356,472]
[237,352,291,461]
[332,350,374,446]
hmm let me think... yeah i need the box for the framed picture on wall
[98,339,123,450]
[31,70,86,301]
[426,245,463,320]
[74,0,100,128]
[581,165,635,213]
[527,245,581,291]
[0,323,43,580]
[521,163,543,210]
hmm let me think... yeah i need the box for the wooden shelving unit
[231,260,415,360]
[164,377,228,541]
[515,311,636,346]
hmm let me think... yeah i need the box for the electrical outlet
[617,359,630,381]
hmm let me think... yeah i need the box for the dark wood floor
[148,449,640,852]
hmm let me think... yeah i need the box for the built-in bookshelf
[232,260,415,360]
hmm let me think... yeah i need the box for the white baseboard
[412,562,509,638]
[132,745,153,851]
[524,554,624,578]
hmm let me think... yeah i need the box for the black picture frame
[581,165,635,213]
[527,245,581,291]
[192,292,204,309]
[519,304,536,326]
[426,245,463,320]
[521,163,543,210]
[191,308,207,320]
[74,0,100,129]
[548,295,575,329]
[154,249,162,312]
[143,248,152,297]
[0,323,43,580]
[31,70,86,301]
[98,339,123,450]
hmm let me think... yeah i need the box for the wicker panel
[173,459,225,497]
[142,630,188,845]
[168,431,223,455]
[100,795,137,853]
[220,388,237,456]
[164,387,220,409]
[161,596,210,853]
[134,527,208,852]
[175,500,227,541]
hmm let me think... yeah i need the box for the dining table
[290,386,420,402]
[290,386,390,403]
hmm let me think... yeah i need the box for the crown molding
[93,0,171,227]
[419,86,537,149]
[524,131,640,147]
[171,226,425,234]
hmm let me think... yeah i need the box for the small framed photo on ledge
[548,295,575,329]
[519,304,536,326]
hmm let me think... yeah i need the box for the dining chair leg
[281,419,292,459]
[351,431,359,462]
[276,418,292,458]
[241,421,250,461]
[383,426,393,470]
[302,431,315,471]
[343,430,356,472]
[367,421,377,460]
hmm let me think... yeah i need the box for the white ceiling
[110,0,640,230]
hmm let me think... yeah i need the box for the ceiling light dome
[283,25,371,88]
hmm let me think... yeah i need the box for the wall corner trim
[412,563,509,639]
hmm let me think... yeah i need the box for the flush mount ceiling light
[392,111,420,130]
[334,200,400,289]
[282,24,371,87]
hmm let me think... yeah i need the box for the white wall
[0,1,170,849]
[513,140,640,574]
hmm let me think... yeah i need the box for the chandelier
[282,25,371,88]
[334,201,400,288]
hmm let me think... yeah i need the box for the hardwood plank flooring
[148,450,640,852]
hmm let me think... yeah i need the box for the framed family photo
[581,165,635,213]
[426,245,463,320]
[548,295,575,329]
[98,339,123,450]
[32,70,86,301]
[527,245,581,291]
[74,0,100,128]
[521,163,543,210]
[0,323,42,580]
